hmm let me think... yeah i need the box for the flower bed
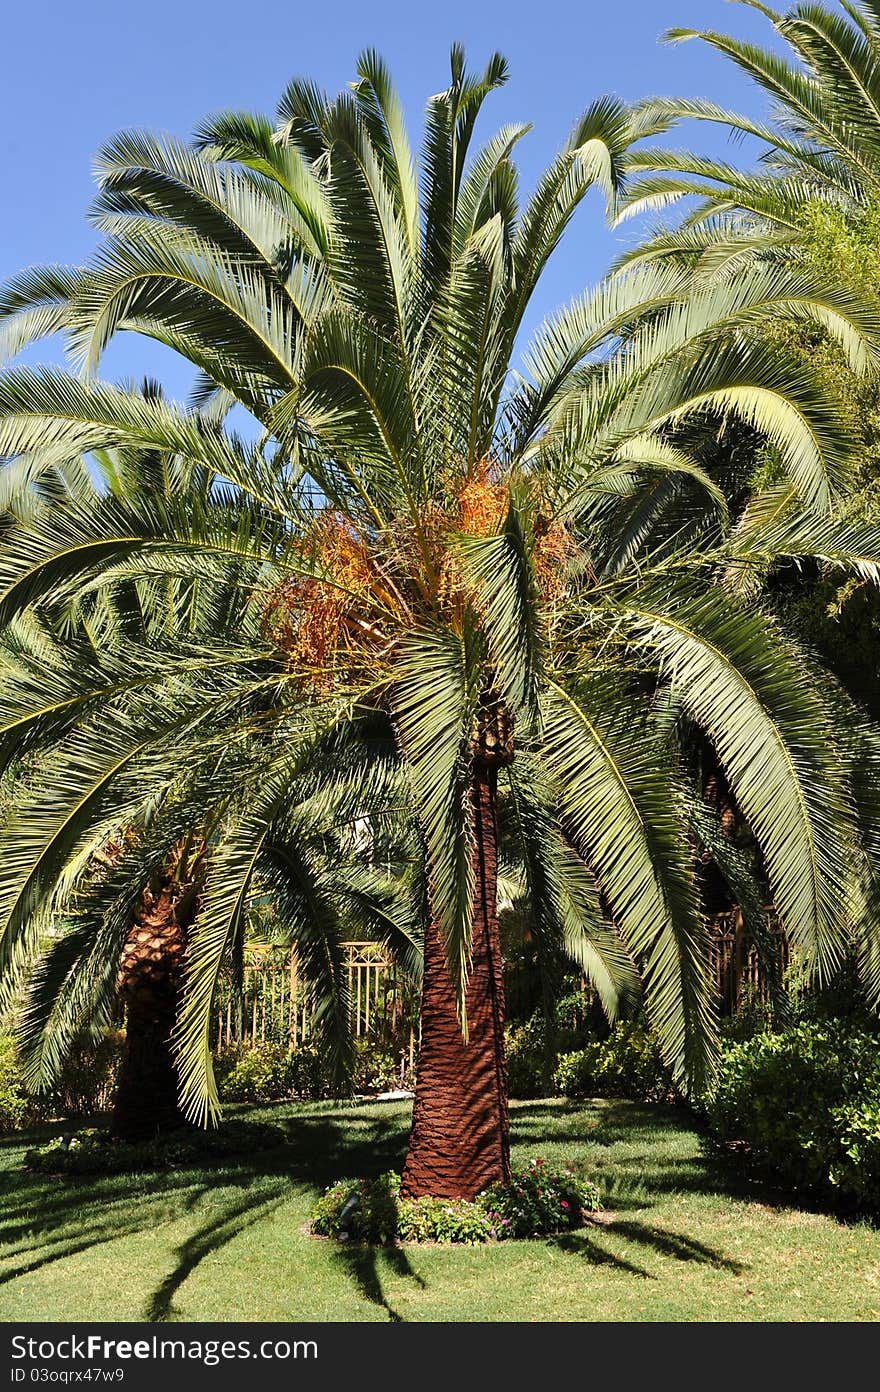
[311,1159,601,1244]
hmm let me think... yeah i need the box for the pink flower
[560,1200,570,1210]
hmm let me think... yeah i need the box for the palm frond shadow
[548,1230,655,1278]
[600,1219,744,1273]
[0,1162,272,1293]
[144,1189,290,1322]
[332,1242,427,1323]
[0,1108,412,1316]
[510,1099,825,1218]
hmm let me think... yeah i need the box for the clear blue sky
[1,0,779,399]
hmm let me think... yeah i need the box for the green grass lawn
[1,1097,878,1322]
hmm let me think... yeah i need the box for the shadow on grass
[604,1220,744,1273]
[511,1098,844,1220]
[0,1104,412,1320]
[332,1242,427,1323]
[548,1231,654,1279]
[144,1190,291,1321]
[547,1215,743,1279]
[0,1094,798,1317]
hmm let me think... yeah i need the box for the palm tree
[0,433,420,1141]
[1,603,421,1140]
[613,1,880,271]
[2,49,880,1196]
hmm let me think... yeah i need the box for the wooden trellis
[215,916,790,1054]
[709,910,789,1014]
[214,942,418,1059]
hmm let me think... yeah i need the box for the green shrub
[831,1101,880,1204]
[505,1016,547,1099]
[25,1119,286,1176]
[215,1042,293,1103]
[47,1031,124,1118]
[0,1083,28,1134]
[706,1022,880,1209]
[553,984,600,1037]
[0,1036,31,1134]
[352,1038,413,1093]
[480,1159,601,1238]
[284,1045,335,1100]
[215,1037,413,1104]
[505,1005,593,1100]
[0,1030,124,1132]
[216,1042,335,1103]
[554,1022,673,1102]
[311,1161,601,1244]
[312,1173,406,1245]
[396,1194,496,1244]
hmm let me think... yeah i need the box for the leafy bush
[706,1022,880,1209]
[505,1016,548,1099]
[284,1045,335,1100]
[830,1100,880,1202]
[0,1031,124,1132]
[215,1037,413,1104]
[313,1173,411,1245]
[25,1119,286,1176]
[554,1022,673,1102]
[215,1042,294,1102]
[47,1031,124,1118]
[216,1042,334,1103]
[352,1038,413,1093]
[505,1002,594,1100]
[0,1036,31,1134]
[0,1083,28,1134]
[480,1159,601,1238]
[395,1194,496,1244]
[311,1161,601,1244]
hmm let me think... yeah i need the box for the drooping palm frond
[505,752,640,1023]
[540,680,715,1093]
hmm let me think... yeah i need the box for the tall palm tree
[2,49,880,1196]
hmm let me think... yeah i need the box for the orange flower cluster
[533,514,577,603]
[260,465,578,687]
[437,462,511,614]
[455,462,509,538]
[261,513,376,688]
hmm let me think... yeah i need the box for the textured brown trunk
[704,768,737,840]
[700,762,738,915]
[401,756,511,1200]
[111,869,191,1142]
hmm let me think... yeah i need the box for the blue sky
[1,0,780,398]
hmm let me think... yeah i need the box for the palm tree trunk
[111,870,190,1142]
[401,757,510,1200]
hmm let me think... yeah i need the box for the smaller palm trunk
[111,873,189,1142]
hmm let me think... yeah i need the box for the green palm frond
[391,625,480,1023]
[617,582,858,981]
[618,1,880,266]
[541,681,715,1093]
[458,497,543,724]
[506,753,639,1022]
